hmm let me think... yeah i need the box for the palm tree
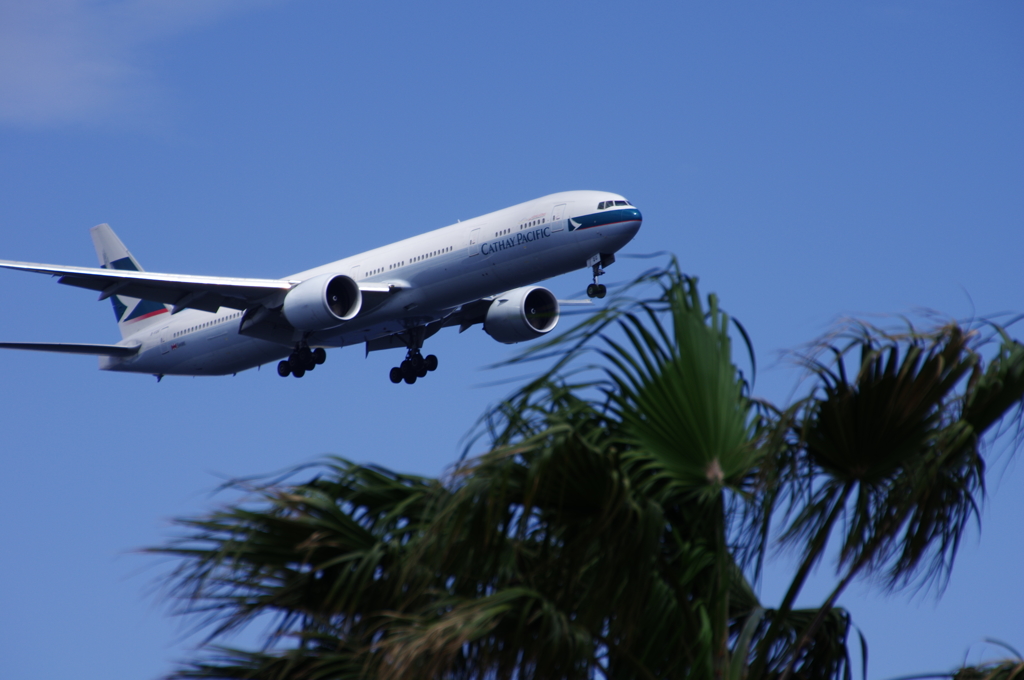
[150,260,1024,679]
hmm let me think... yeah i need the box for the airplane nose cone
[602,207,642,251]
[621,207,642,240]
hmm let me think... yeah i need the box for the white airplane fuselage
[98,190,642,376]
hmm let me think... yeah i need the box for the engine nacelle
[484,286,560,344]
[282,273,361,330]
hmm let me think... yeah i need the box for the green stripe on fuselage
[569,208,641,232]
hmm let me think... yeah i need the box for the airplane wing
[0,342,141,356]
[364,295,590,354]
[0,260,297,314]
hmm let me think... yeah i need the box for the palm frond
[953,660,1024,680]
[780,321,989,588]
[169,640,366,680]
[149,457,442,647]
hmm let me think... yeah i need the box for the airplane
[0,190,642,384]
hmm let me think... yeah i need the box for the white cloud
[0,0,274,128]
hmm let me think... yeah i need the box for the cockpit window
[599,200,633,210]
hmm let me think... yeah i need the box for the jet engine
[483,286,560,344]
[282,273,361,330]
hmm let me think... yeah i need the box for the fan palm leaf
[149,458,444,676]
[758,322,1024,680]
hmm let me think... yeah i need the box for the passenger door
[551,203,567,231]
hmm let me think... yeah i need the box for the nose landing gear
[586,261,607,299]
[389,350,438,385]
[277,345,326,378]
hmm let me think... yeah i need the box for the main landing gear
[387,326,439,385]
[389,350,438,385]
[586,261,607,299]
[277,345,326,378]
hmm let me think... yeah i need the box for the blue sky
[1,2,1021,678]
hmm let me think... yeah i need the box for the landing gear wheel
[277,360,291,377]
[292,366,305,378]
[312,348,326,365]
[587,283,598,298]
[406,354,424,377]
[425,354,438,372]
[400,359,419,384]
[595,284,607,298]
[389,367,403,384]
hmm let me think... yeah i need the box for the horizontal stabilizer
[0,342,141,357]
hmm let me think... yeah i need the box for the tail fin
[90,224,170,339]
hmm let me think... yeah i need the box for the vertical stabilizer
[90,224,170,339]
